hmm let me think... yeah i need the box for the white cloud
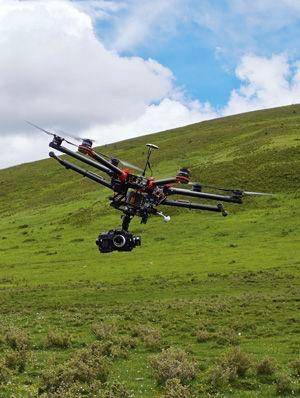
[0,0,174,135]
[223,54,300,115]
[193,0,300,62]
[110,0,182,52]
[86,98,217,144]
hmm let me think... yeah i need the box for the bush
[91,322,117,341]
[208,347,252,390]
[219,347,251,378]
[39,346,111,393]
[208,363,237,390]
[196,330,211,343]
[275,373,293,395]
[164,378,191,398]
[89,340,129,360]
[256,356,277,376]
[4,349,30,372]
[290,358,300,377]
[101,381,133,398]
[45,329,71,349]
[150,347,197,385]
[132,324,161,350]
[215,329,239,346]
[5,327,29,350]
[0,361,11,384]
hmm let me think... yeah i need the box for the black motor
[96,229,141,253]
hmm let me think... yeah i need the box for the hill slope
[0,105,299,397]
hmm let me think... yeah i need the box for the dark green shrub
[196,330,212,343]
[5,327,29,350]
[208,347,252,390]
[4,349,30,372]
[39,346,111,393]
[164,378,191,397]
[275,373,293,395]
[132,324,161,350]
[290,358,300,377]
[0,361,11,384]
[150,347,197,385]
[45,329,71,349]
[256,356,277,376]
[215,328,239,346]
[101,381,133,397]
[219,347,251,377]
[91,322,117,340]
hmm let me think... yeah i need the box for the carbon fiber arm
[49,152,113,190]
[164,186,242,204]
[49,142,114,177]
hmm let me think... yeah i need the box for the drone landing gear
[95,213,141,253]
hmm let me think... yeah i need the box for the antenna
[142,143,159,176]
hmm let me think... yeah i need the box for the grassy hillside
[0,105,299,397]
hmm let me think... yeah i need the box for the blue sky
[0,0,300,168]
[91,0,300,108]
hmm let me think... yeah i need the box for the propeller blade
[119,160,143,172]
[182,181,274,196]
[243,191,274,196]
[26,121,54,136]
[56,129,95,144]
[186,181,233,192]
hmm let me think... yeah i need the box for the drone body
[27,121,272,253]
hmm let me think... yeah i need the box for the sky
[0,0,300,169]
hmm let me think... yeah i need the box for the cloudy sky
[0,0,300,168]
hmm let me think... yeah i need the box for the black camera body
[96,229,141,253]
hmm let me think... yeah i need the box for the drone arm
[90,151,124,176]
[165,187,242,204]
[49,142,113,177]
[49,152,113,189]
[160,199,225,214]
[155,177,178,186]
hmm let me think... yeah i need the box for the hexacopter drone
[27,121,272,253]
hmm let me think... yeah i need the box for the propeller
[242,191,274,196]
[181,181,274,196]
[26,121,143,172]
[26,121,78,147]
[56,129,95,144]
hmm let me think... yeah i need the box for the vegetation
[0,105,299,396]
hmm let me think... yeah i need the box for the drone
[27,121,273,253]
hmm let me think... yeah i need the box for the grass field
[0,105,299,397]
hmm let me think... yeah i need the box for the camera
[96,229,141,253]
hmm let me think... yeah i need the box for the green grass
[0,105,299,397]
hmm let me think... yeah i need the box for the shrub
[132,324,161,350]
[275,373,293,395]
[45,329,71,349]
[208,347,252,390]
[39,346,111,393]
[256,356,277,376]
[4,349,30,372]
[164,378,191,398]
[290,358,300,377]
[150,347,197,385]
[101,381,133,398]
[91,322,117,340]
[0,361,11,384]
[215,329,239,346]
[5,327,29,350]
[196,330,212,343]
[219,347,251,378]
[89,340,129,360]
[208,363,237,390]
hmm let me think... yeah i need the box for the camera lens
[112,234,126,248]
